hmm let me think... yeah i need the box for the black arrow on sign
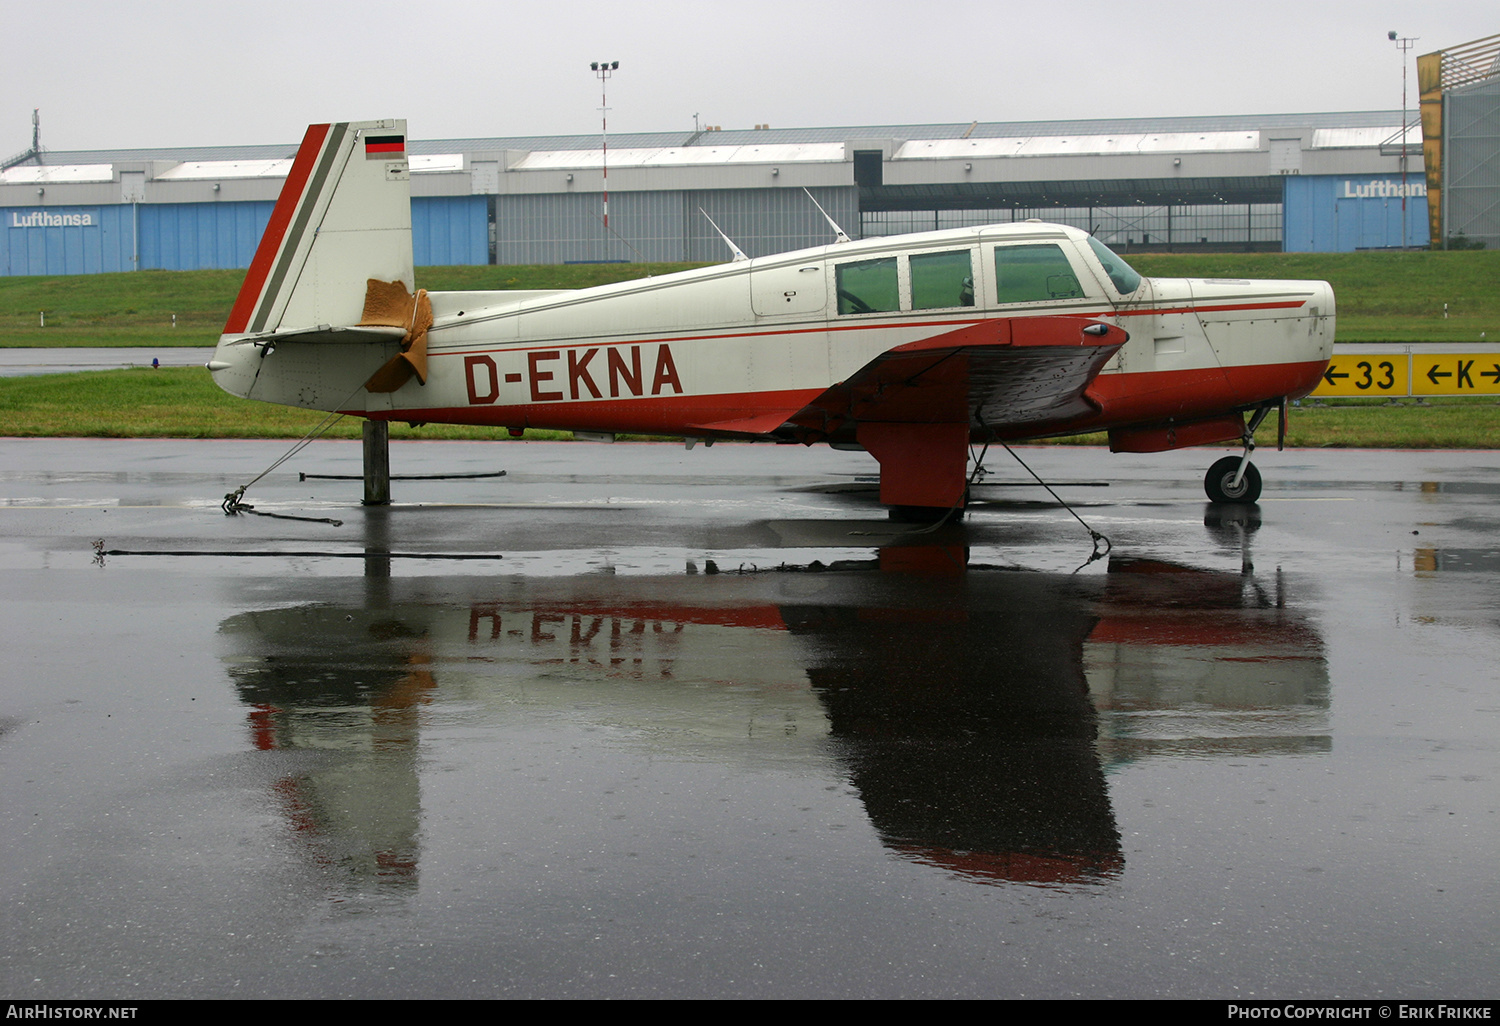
[1323,366,1349,386]
[1428,365,1453,384]
[1481,364,1500,385]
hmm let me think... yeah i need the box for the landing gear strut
[1203,401,1281,504]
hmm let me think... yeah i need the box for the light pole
[590,60,619,257]
[1389,31,1418,249]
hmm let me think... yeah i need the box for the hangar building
[1418,31,1500,250]
[0,108,1439,276]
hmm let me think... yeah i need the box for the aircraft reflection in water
[1083,507,1330,764]
[219,533,1326,897]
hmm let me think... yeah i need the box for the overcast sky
[6,0,1495,153]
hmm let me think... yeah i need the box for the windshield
[1086,237,1143,296]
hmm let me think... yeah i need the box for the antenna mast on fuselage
[699,208,748,262]
[803,187,851,244]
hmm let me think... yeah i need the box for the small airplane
[209,119,1335,517]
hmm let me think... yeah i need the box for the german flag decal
[364,134,405,159]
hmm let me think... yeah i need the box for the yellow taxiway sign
[1411,354,1500,396]
[1312,355,1410,397]
[1310,350,1500,398]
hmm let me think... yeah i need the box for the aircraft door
[750,260,827,318]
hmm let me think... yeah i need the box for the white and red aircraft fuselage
[209,120,1335,513]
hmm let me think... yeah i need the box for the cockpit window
[910,250,975,310]
[836,257,899,315]
[994,244,1084,304]
[1086,237,1143,295]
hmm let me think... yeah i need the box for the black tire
[1204,456,1261,504]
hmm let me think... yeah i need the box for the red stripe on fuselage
[223,123,331,334]
[1115,300,1308,317]
[431,316,985,359]
[348,387,823,437]
[429,298,1310,360]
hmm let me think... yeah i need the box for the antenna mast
[2,108,44,171]
[802,188,851,244]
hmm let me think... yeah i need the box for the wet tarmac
[0,438,1496,999]
[0,347,216,376]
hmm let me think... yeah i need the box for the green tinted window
[910,250,975,310]
[836,257,899,315]
[1086,236,1143,295]
[993,244,1084,304]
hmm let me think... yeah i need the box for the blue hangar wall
[4,179,1435,271]
[1,196,488,276]
[1283,174,1430,252]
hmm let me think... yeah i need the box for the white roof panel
[155,159,294,180]
[514,143,845,170]
[155,153,462,181]
[895,132,1262,160]
[409,153,465,173]
[1309,126,1407,149]
[1,164,114,184]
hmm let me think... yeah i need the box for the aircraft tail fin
[223,119,413,336]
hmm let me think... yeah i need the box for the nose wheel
[1204,401,1282,504]
[1205,455,1261,504]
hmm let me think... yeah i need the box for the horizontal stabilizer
[221,324,407,345]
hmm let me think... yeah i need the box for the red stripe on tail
[223,123,331,334]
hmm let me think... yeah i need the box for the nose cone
[1268,278,1337,395]
[1312,280,1336,359]
[1178,276,1338,403]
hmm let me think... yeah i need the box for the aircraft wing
[780,316,1127,444]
